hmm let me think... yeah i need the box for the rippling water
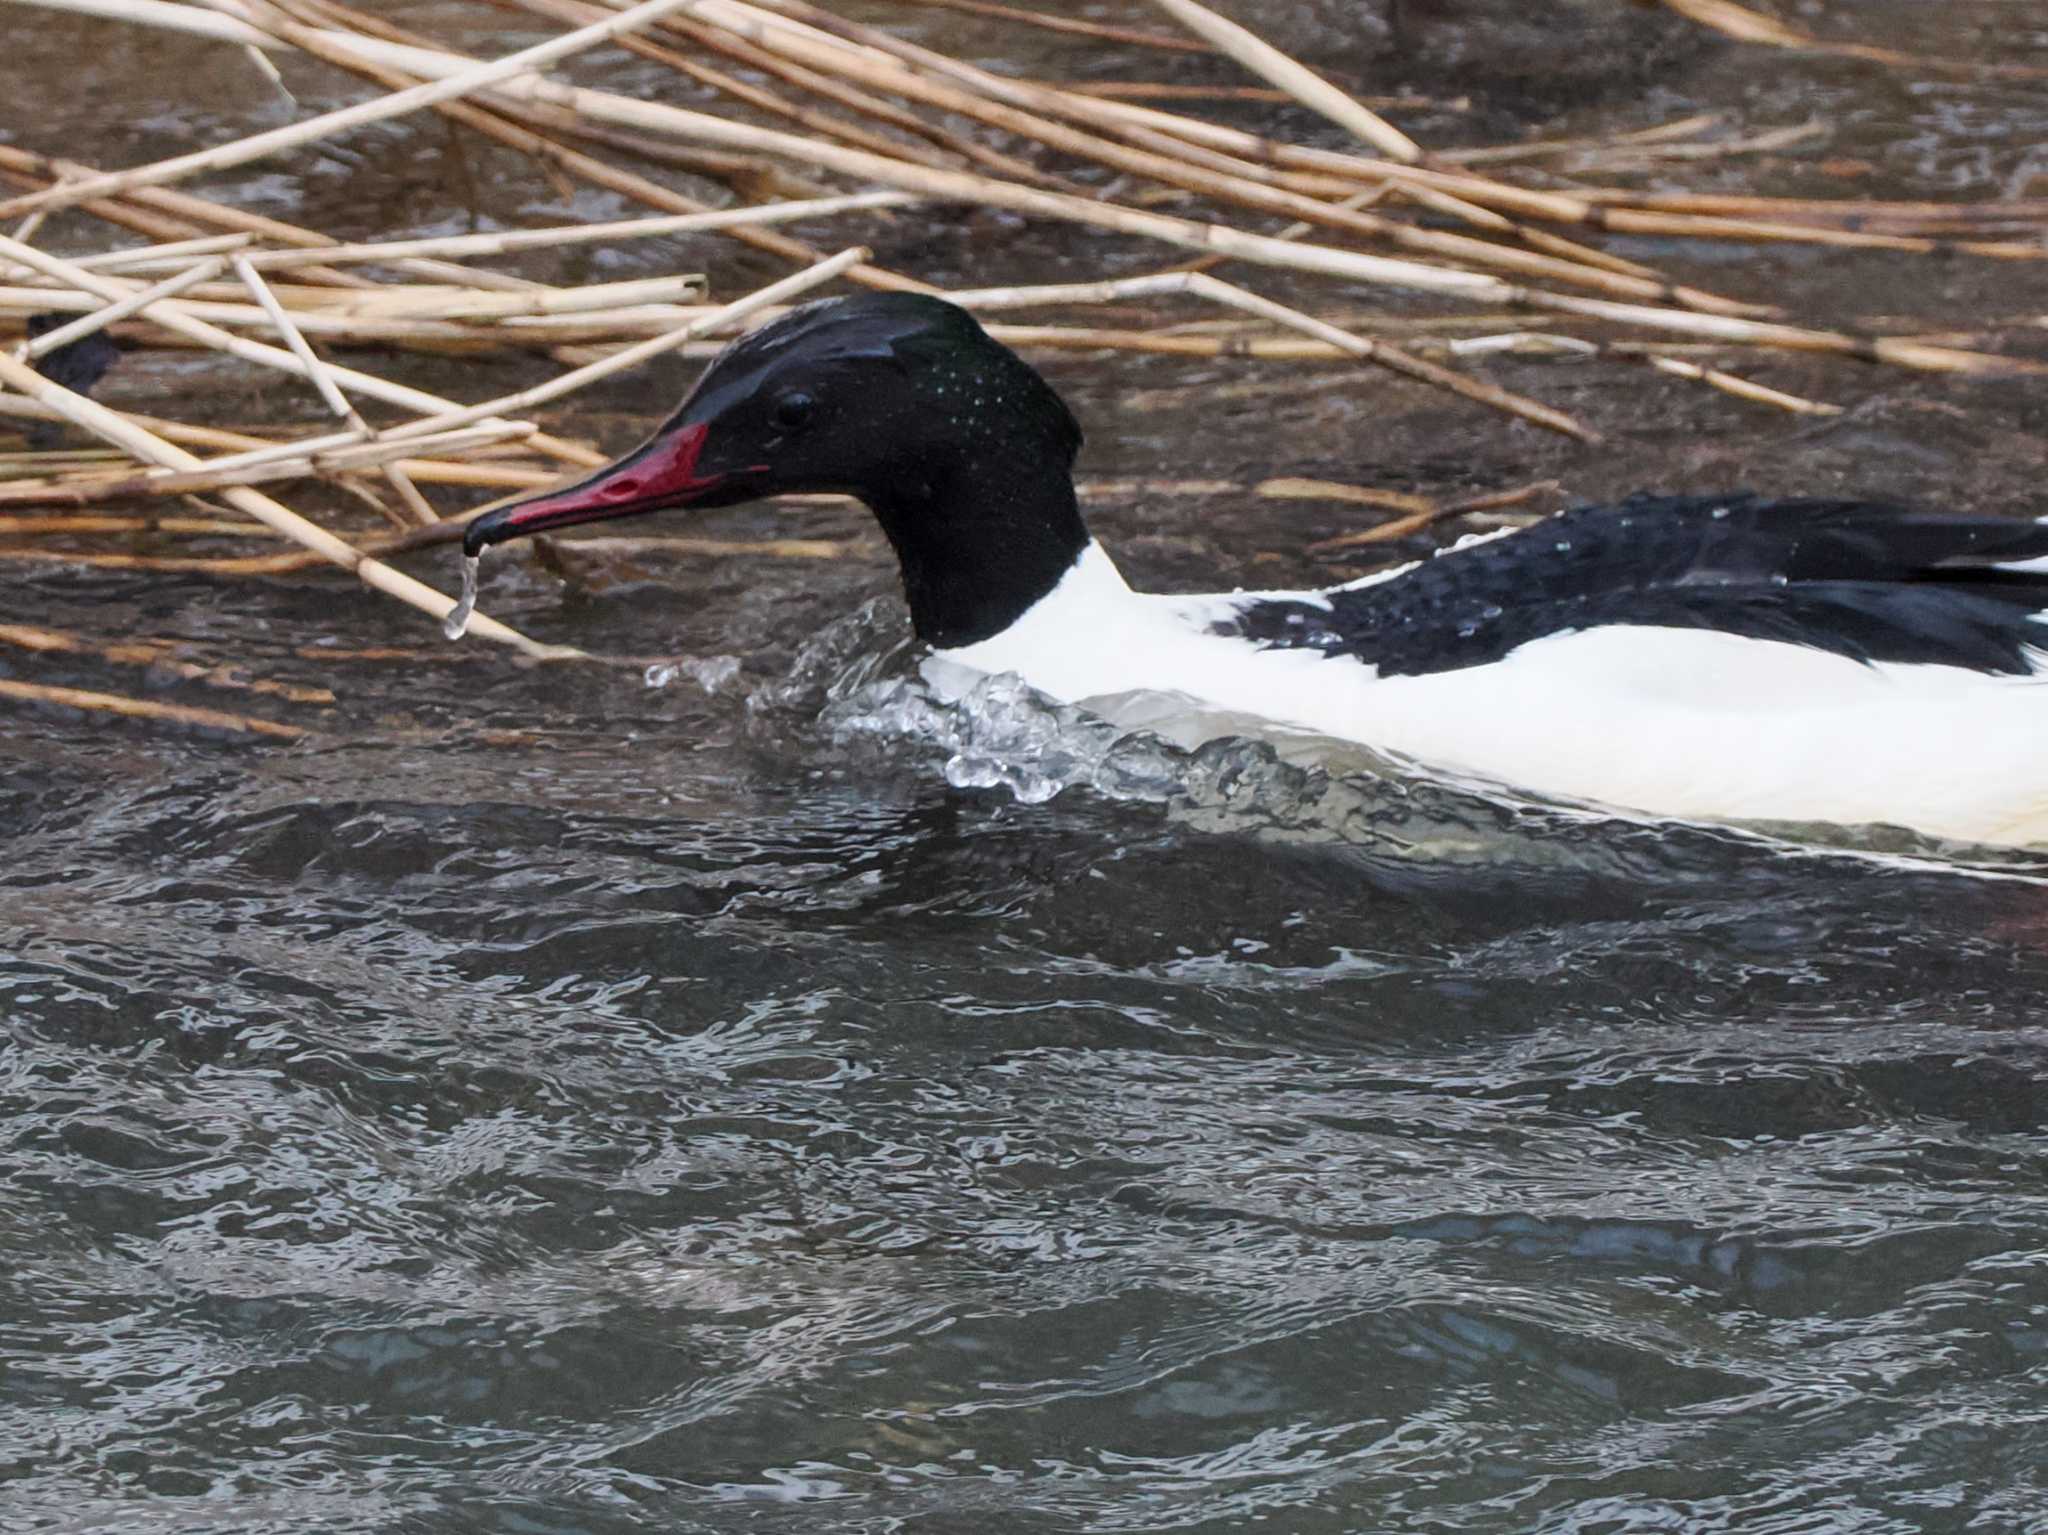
[8,1,2048,1530]
[6,607,2048,1532]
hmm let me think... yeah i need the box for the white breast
[933,543,2048,848]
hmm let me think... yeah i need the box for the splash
[747,601,1520,844]
[822,664,1188,807]
[645,655,743,693]
[746,597,917,719]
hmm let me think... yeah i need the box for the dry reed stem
[270,30,1550,305]
[1444,113,1725,167]
[0,529,853,577]
[947,271,1595,439]
[232,258,360,423]
[0,451,551,507]
[1255,478,1436,515]
[1053,91,1994,259]
[0,284,737,346]
[0,300,1961,422]
[10,0,272,42]
[35,0,2030,382]
[685,0,1719,303]
[234,255,452,527]
[1565,120,1829,169]
[1064,83,1325,104]
[0,145,299,244]
[699,8,1600,224]
[1594,208,2047,261]
[5,244,861,504]
[0,280,451,314]
[271,0,862,201]
[1640,355,1840,415]
[484,0,1011,181]
[1304,480,1562,551]
[85,419,528,484]
[0,453,129,472]
[1575,192,2048,224]
[0,396,278,454]
[0,405,558,481]
[0,348,573,656]
[1141,0,1421,161]
[1656,0,2048,80]
[1528,289,2036,375]
[0,232,607,466]
[665,1,1731,310]
[0,677,309,739]
[643,0,1089,191]
[0,425,537,506]
[310,274,709,320]
[135,192,912,275]
[1132,106,1986,256]
[243,0,929,294]
[0,621,335,703]
[486,0,1066,189]
[15,257,227,358]
[1437,331,1842,415]
[379,244,870,443]
[894,0,1206,53]
[0,547,316,573]
[0,0,2027,649]
[1659,0,1811,47]
[0,0,706,220]
[950,323,1763,372]
[0,513,275,533]
[0,291,730,349]
[8,246,865,529]
[1069,99,1601,222]
[989,320,1840,416]
[1167,184,1392,280]
[684,0,1844,315]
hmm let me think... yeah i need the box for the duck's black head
[465,292,1088,648]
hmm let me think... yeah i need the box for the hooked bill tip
[459,420,721,560]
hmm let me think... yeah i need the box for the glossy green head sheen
[466,294,1091,648]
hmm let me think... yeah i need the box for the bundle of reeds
[0,0,2042,734]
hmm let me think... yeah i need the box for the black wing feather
[1225,495,2048,679]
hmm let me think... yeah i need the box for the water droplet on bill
[443,553,480,640]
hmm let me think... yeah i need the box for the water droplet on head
[443,552,480,640]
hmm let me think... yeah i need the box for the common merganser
[463,293,2048,847]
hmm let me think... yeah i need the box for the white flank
[935,543,2048,848]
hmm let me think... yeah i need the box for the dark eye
[771,391,816,432]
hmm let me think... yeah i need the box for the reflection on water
[6,0,2048,1530]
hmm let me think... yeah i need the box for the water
[6,608,2047,1532]
[6,3,2048,1531]
[444,555,481,642]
